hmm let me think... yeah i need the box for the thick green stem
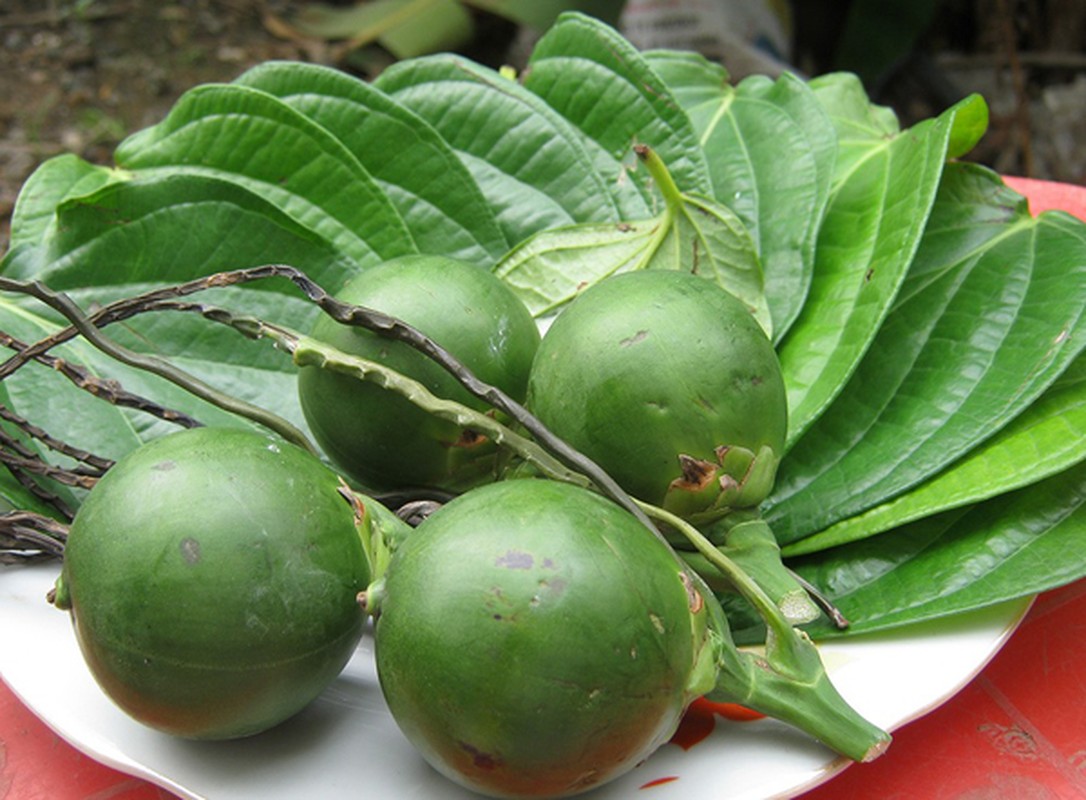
[635,144,686,212]
[709,640,892,763]
[702,511,821,624]
[640,502,890,761]
[637,501,795,644]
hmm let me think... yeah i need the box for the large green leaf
[806,72,900,188]
[2,173,354,294]
[494,179,765,327]
[792,462,1086,636]
[522,13,713,207]
[375,54,633,247]
[785,350,1086,556]
[7,155,124,251]
[233,61,508,265]
[0,174,333,466]
[645,51,837,341]
[114,83,415,270]
[775,92,989,446]
[766,166,1086,544]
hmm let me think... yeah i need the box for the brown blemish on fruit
[179,537,201,565]
[460,742,502,771]
[336,478,367,526]
[152,459,177,472]
[669,454,717,492]
[619,329,649,347]
[680,571,704,614]
[495,550,534,569]
[451,428,487,448]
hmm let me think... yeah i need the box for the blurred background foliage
[2,0,1084,252]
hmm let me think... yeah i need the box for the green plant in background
[272,0,628,65]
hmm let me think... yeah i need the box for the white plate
[0,561,1030,800]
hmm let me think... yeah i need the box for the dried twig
[996,0,1035,176]
[0,511,68,563]
[0,331,202,430]
[0,268,659,533]
[0,277,315,455]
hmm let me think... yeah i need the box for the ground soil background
[1,0,1083,254]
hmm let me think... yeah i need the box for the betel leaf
[775,91,989,447]
[114,82,416,270]
[493,217,662,317]
[2,172,354,295]
[521,12,713,209]
[0,175,331,465]
[494,147,767,331]
[766,164,1086,545]
[7,155,125,251]
[0,380,79,518]
[805,72,900,187]
[233,61,508,265]
[792,461,1086,636]
[784,350,1086,556]
[644,50,837,341]
[374,54,634,247]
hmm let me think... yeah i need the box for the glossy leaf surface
[767,165,1086,544]
[523,13,713,208]
[785,350,1086,556]
[115,83,414,269]
[775,92,989,446]
[646,50,836,340]
[794,462,1086,636]
[375,54,631,247]
[234,61,508,264]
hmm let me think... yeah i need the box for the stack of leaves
[1,12,1083,639]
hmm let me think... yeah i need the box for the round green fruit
[527,271,787,522]
[52,427,370,740]
[373,479,717,798]
[297,254,541,492]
